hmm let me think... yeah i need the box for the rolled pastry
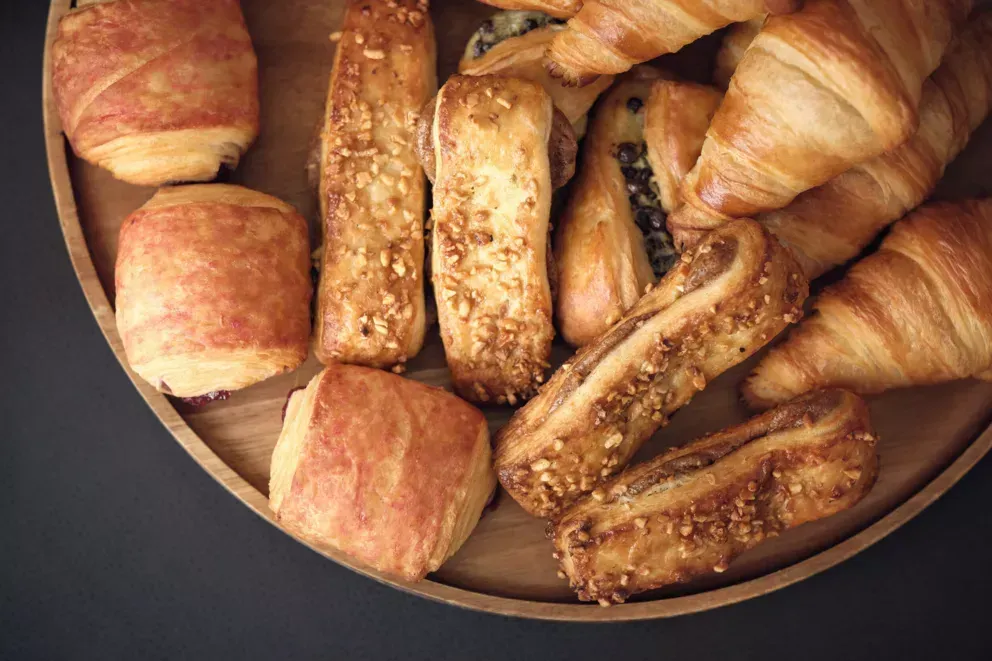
[475,0,581,19]
[552,389,879,605]
[418,75,577,403]
[312,0,436,370]
[51,0,258,186]
[115,185,311,399]
[496,219,809,519]
[270,365,496,582]
[459,10,613,135]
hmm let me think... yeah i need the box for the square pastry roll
[115,185,311,400]
[269,365,496,581]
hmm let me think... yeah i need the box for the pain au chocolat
[495,219,808,519]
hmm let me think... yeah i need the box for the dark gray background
[4,2,992,659]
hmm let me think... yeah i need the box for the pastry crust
[552,389,879,605]
[425,75,574,403]
[476,0,581,19]
[713,17,764,89]
[115,185,311,398]
[744,199,992,409]
[269,365,496,582]
[51,0,258,186]
[496,219,809,519]
[458,17,613,133]
[312,0,436,369]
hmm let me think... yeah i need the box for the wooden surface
[43,0,992,620]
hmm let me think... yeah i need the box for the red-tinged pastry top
[269,365,495,582]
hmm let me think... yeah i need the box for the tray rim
[43,0,992,622]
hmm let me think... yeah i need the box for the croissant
[757,13,992,279]
[51,0,258,186]
[496,219,809,519]
[552,389,879,605]
[545,0,801,87]
[668,0,972,250]
[744,200,992,409]
[459,11,613,135]
[713,17,764,90]
[476,0,581,19]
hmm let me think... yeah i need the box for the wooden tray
[43,0,992,621]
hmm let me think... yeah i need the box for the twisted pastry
[496,219,808,519]
[744,200,992,409]
[668,0,972,250]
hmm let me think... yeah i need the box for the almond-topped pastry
[269,365,496,582]
[496,219,808,519]
[312,0,436,370]
[417,74,577,404]
[51,0,258,186]
[552,389,879,605]
[115,185,311,399]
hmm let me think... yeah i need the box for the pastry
[270,365,495,582]
[744,200,992,409]
[115,185,311,399]
[417,75,577,403]
[713,17,764,89]
[552,389,879,605]
[459,10,614,136]
[545,0,801,87]
[496,219,809,519]
[475,0,581,19]
[667,0,972,250]
[51,0,258,186]
[312,0,435,370]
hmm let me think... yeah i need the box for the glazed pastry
[496,219,809,519]
[713,17,764,89]
[418,75,576,403]
[667,0,972,250]
[115,185,311,399]
[756,13,992,279]
[744,200,992,409]
[312,0,435,370]
[545,0,801,87]
[459,10,614,136]
[552,389,879,605]
[51,0,258,186]
[270,365,495,582]
[556,69,718,347]
[476,0,581,19]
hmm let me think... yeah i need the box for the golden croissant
[668,0,972,250]
[744,200,992,409]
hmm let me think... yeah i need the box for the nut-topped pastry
[312,0,436,370]
[496,219,808,519]
[417,74,577,404]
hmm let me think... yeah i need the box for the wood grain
[44,0,992,620]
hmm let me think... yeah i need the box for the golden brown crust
[497,219,809,519]
[713,16,764,89]
[114,185,311,398]
[554,68,663,348]
[552,389,879,605]
[51,0,258,186]
[458,22,613,132]
[312,0,436,370]
[269,365,496,582]
[668,0,972,250]
[744,199,992,408]
[426,75,569,403]
[476,0,581,19]
[757,13,992,279]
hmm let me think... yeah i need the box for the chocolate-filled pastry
[312,0,435,370]
[496,219,809,519]
[51,0,258,186]
[459,11,613,136]
[270,365,496,582]
[115,185,311,399]
[476,0,581,19]
[417,75,577,403]
[552,389,879,605]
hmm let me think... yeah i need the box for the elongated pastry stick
[668,0,972,250]
[744,200,992,409]
[552,389,878,605]
[312,0,435,370]
[496,219,808,519]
